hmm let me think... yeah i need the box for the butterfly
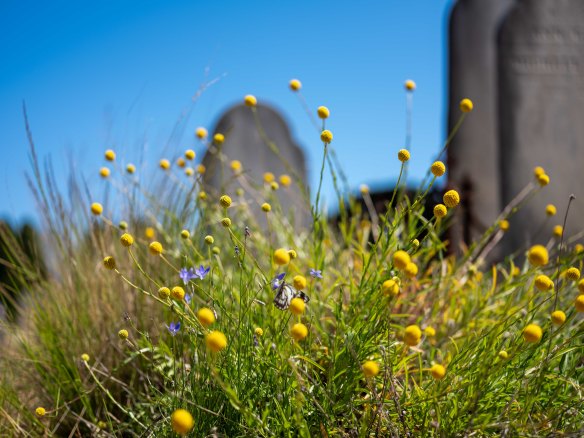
[273,280,310,310]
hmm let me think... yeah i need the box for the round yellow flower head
[254,327,264,337]
[235,188,244,196]
[534,274,553,292]
[411,239,420,250]
[126,163,136,174]
[171,408,195,436]
[213,133,225,145]
[533,166,545,177]
[498,350,509,360]
[261,202,271,212]
[404,262,418,278]
[404,79,416,91]
[288,249,297,259]
[362,360,380,378]
[273,248,291,266]
[149,241,163,255]
[565,267,580,281]
[459,98,474,113]
[404,325,422,346]
[443,190,460,208]
[195,127,208,140]
[145,227,156,239]
[99,167,110,178]
[230,160,242,172]
[119,220,127,229]
[206,330,228,352]
[359,184,370,195]
[290,322,308,341]
[158,287,170,299]
[528,245,548,266]
[197,308,216,327]
[578,279,584,294]
[279,174,292,186]
[550,310,566,326]
[197,164,206,174]
[219,195,232,208]
[424,326,436,337]
[159,159,170,170]
[431,161,446,177]
[212,246,221,254]
[270,181,279,191]
[263,172,275,183]
[103,256,116,270]
[575,295,584,312]
[320,130,333,144]
[81,353,90,362]
[185,167,194,176]
[90,202,103,216]
[398,149,410,162]
[180,229,190,239]
[575,243,584,254]
[523,323,543,343]
[198,191,207,200]
[553,225,563,238]
[35,407,46,417]
[293,275,307,290]
[118,329,129,340]
[537,173,550,186]
[430,364,446,380]
[176,157,186,168]
[499,220,510,232]
[289,79,302,91]
[244,94,257,107]
[317,106,330,119]
[104,149,116,161]
[434,204,447,218]
[393,250,411,270]
[171,286,185,301]
[120,233,134,247]
[289,297,306,315]
[220,217,231,228]
[381,279,399,296]
[184,149,195,160]
[545,204,557,216]
[204,235,214,245]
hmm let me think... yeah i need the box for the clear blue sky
[0,0,453,224]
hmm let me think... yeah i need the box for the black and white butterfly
[273,280,310,310]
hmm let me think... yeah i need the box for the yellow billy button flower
[149,241,163,255]
[230,160,242,172]
[35,407,46,417]
[288,249,297,259]
[279,174,292,186]
[220,217,231,228]
[184,167,194,176]
[90,202,103,216]
[204,235,214,245]
[565,267,580,281]
[317,106,330,119]
[273,248,291,265]
[206,330,228,352]
[499,220,510,232]
[528,245,548,266]
[235,187,244,196]
[381,279,399,296]
[244,94,257,107]
[270,181,279,191]
[289,79,302,91]
[362,360,380,378]
[171,409,195,436]
[261,202,271,212]
[550,310,566,326]
[403,325,422,346]
[197,308,216,327]
[575,295,584,312]
[118,329,129,340]
[424,326,436,337]
[431,161,446,177]
[411,239,420,250]
[397,149,410,162]
[145,227,155,239]
[185,149,195,160]
[120,233,134,247]
[430,364,446,380]
[434,204,447,219]
[159,159,170,170]
[158,287,171,299]
[533,166,545,177]
[459,98,473,113]
[393,250,411,270]
[176,157,186,168]
[254,327,264,337]
[578,279,584,294]
[545,204,557,216]
[290,323,308,341]
[553,225,563,238]
[293,275,307,290]
[198,191,207,200]
[443,190,460,208]
[180,229,190,239]
[404,262,418,278]
[534,274,553,292]
[126,163,136,174]
[537,173,550,186]
[404,79,416,91]
[195,127,208,140]
[99,167,110,178]
[575,243,584,254]
[498,350,509,360]
[320,130,333,144]
[289,297,306,315]
[263,172,275,183]
[212,246,220,254]
[219,195,232,208]
[360,184,369,195]
[81,353,90,362]
[523,323,543,343]
[197,164,206,174]
[213,133,225,145]
[103,256,116,270]
[171,286,185,301]
[104,149,116,161]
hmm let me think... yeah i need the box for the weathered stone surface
[201,103,310,228]
[447,0,515,254]
[498,0,584,252]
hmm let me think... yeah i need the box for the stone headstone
[498,0,584,253]
[447,0,515,254]
[201,103,310,228]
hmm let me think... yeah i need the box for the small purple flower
[194,265,210,280]
[179,267,195,285]
[309,269,323,279]
[166,321,181,336]
[184,293,192,305]
[272,272,285,290]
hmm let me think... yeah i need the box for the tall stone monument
[498,0,584,252]
[447,0,515,254]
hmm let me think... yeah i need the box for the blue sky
[0,0,453,223]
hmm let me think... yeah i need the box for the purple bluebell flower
[309,269,323,279]
[167,321,181,336]
[272,272,285,290]
[194,265,210,280]
[184,293,192,305]
[179,267,195,285]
